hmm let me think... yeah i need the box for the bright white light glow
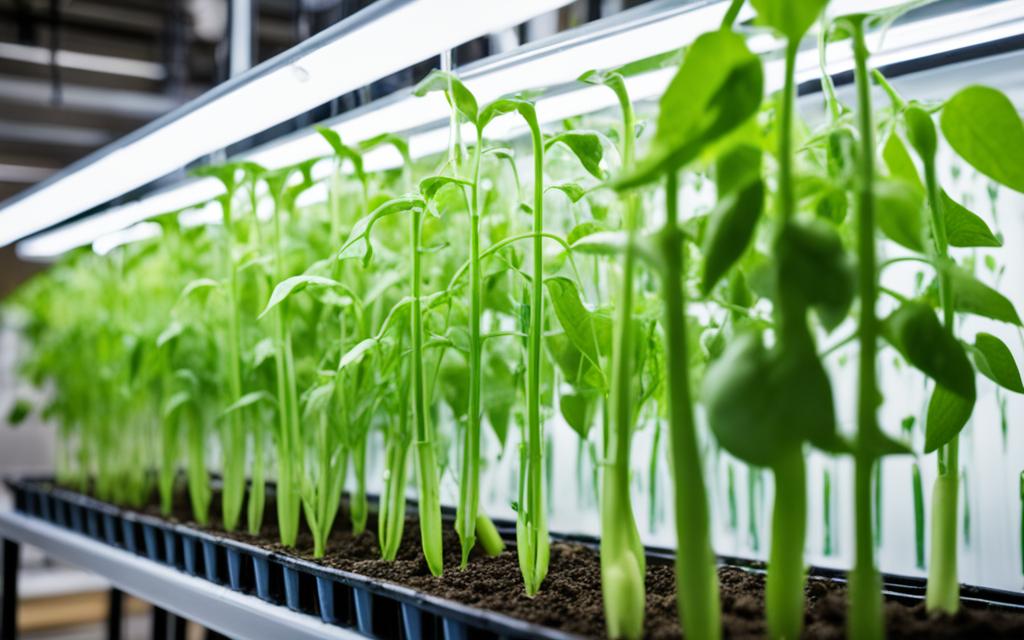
[16,0,1024,260]
[0,42,167,80]
[0,0,573,248]
[17,179,222,261]
[93,222,162,256]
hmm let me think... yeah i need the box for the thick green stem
[850,20,884,640]
[410,205,444,576]
[767,447,806,640]
[601,77,646,640]
[457,129,487,567]
[521,109,549,596]
[662,171,721,640]
[915,77,961,615]
[222,193,246,532]
[779,42,798,226]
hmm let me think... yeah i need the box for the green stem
[850,19,884,640]
[779,42,798,225]
[662,171,721,640]
[222,193,245,532]
[521,108,549,596]
[767,447,806,640]
[457,128,487,567]
[602,76,646,639]
[410,204,443,576]
[916,71,960,615]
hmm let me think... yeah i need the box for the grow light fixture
[15,0,1024,260]
[0,0,575,249]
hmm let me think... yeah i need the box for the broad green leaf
[925,383,975,453]
[941,191,1000,248]
[259,275,345,319]
[970,332,1023,393]
[221,390,276,417]
[941,85,1024,193]
[479,96,537,131]
[704,332,841,467]
[750,0,829,42]
[882,301,975,398]
[545,277,605,372]
[777,219,855,332]
[441,357,470,420]
[875,179,925,252]
[567,221,606,245]
[413,70,478,125]
[882,132,921,186]
[545,130,606,180]
[419,175,472,201]
[701,146,764,294]
[945,266,1022,325]
[6,398,31,426]
[560,391,600,439]
[484,353,515,447]
[616,30,763,189]
[546,182,587,203]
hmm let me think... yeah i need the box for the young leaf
[875,179,925,252]
[882,301,976,399]
[484,353,515,447]
[924,383,975,453]
[944,266,1022,326]
[317,128,366,184]
[750,0,830,42]
[616,30,763,189]
[338,195,423,264]
[413,69,478,125]
[904,105,937,162]
[701,149,764,294]
[339,338,378,370]
[941,191,1001,248]
[777,219,855,332]
[970,332,1024,393]
[560,391,600,439]
[882,132,921,186]
[545,130,606,180]
[546,182,587,203]
[221,391,276,417]
[940,85,1024,193]
[544,277,606,372]
[162,390,191,419]
[179,278,220,302]
[259,275,346,319]
[567,221,607,245]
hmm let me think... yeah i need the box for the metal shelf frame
[0,510,360,640]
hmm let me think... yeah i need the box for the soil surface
[105,487,1024,638]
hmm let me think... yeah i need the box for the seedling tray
[6,476,1023,640]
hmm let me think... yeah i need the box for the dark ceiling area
[0,0,383,204]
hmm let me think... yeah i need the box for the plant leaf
[413,69,478,125]
[941,190,1001,248]
[339,338,378,370]
[6,398,31,426]
[317,127,366,184]
[259,275,345,319]
[970,332,1023,393]
[944,265,1022,325]
[875,179,925,252]
[616,30,763,189]
[882,301,976,399]
[702,145,764,294]
[940,85,1024,193]
[750,0,829,42]
[338,195,423,264]
[560,391,600,439]
[924,383,975,453]
[545,130,606,180]
[221,390,276,418]
[777,219,855,332]
[545,277,606,373]
[179,278,220,302]
[162,391,191,419]
[156,321,186,348]
[546,182,587,203]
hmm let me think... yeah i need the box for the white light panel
[0,0,574,248]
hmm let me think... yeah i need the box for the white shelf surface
[0,510,361,640]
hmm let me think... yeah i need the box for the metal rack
[0,510,360,640]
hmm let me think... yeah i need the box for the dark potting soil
[111,487,1024,638]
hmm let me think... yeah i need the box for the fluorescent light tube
[0,0,574,248]
[17,0,1024,260]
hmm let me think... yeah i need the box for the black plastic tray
[6,476,1023,640]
